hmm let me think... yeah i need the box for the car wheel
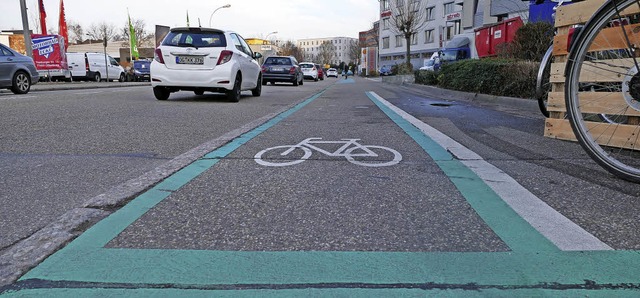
[194,90,204,96]
[293,77,299,86]
[252,74,262,97]
[227,74,241,102]
[93,73,101,82]
[314,77,318,82]
[119,73,125,82]
[10,71,31,94]
[153,87,170,100]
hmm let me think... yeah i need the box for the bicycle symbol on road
[254,137,402,167]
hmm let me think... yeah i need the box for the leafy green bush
[415,70,438,85]
[416,59,537,99]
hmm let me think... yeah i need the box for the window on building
[383,18,390,30]
[426,6,434,20]
[425,29,434,43]
[382,0,390,11]
[395,35,403,47]
[411,33,418,45]
[445,26,455,40]
[444,2,455,15]
[382,37,390,49]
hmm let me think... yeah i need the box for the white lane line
[369,91,612,251]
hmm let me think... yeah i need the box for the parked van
[66,52,125,82]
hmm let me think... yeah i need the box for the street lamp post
[265,31,278,43]
[208,4,231,27]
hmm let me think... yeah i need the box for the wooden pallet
[544,0,640,150]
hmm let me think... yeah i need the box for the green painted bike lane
[2,82,640,297]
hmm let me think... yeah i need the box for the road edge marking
[366,91,612,251]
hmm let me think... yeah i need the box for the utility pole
[19,0,33,58]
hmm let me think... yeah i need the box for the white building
[377,0,528,70]
[297,37,358,65]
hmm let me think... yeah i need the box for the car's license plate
[176,56,204,65]
[271,67,283,72]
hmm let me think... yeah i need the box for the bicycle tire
[254,146,312,167]
[564,0,640,182]
[536,44,554,118]
[344,145,402,167]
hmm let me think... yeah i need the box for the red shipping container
[474,17,524,58]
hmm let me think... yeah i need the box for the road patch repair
[2,85,640,296]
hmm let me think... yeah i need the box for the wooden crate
[544,0,640,150]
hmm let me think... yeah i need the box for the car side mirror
[254,52,263,59]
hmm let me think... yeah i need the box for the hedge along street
[3,82,640,296]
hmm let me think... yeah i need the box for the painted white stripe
[368,91,613,251]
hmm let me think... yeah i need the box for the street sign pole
[19,0,33,58]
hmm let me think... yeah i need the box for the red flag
[58,0,68,49]
[38,0,47,35]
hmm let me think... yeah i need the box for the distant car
[326,68,338,78]
[300,62,318,81]
[151,27,263,102]
[0,43,39,94]
[315,64,324,80]
[419,58,440,71]
[379,65,392,76]
[261,56,303,86]
[131,59,151,81]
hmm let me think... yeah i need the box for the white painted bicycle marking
[254,138,402,167]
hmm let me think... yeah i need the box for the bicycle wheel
[344,145,402,167]
[536,44,554,118]
[254,145,312,167]
[565,0,640,182]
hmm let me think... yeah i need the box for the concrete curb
[0,81,150,94]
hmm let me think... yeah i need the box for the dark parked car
[130,59,151,81]
[0,43,39,94]
[261,56,304,86]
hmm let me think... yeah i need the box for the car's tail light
[261,66,268,73]
[289,67,296,74]
[217,50,233,65]
[154,48,164,64]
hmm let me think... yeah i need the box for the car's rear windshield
[162,31,227,48]
[264,57,291,65]
[300,63,313,68]
[133,61,150,70]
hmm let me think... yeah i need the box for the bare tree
[118,19,154,48]
[348,40,361,65]
[86,22,117,43]
[316,41,336,66]
[277,40,303,62]
[390,0,429,70]
[67,20,84,44]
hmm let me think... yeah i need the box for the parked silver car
[0,43,39,94]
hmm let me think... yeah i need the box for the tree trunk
[405,36,411,69]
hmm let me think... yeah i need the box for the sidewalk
[0,81,149,94]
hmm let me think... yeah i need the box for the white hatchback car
[299,62,318,81]
[326,68,338,78]
[151,27,263,101]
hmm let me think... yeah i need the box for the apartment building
[297,37,358,65]
[377,0,528,70]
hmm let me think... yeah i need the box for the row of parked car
[151,27,340,101]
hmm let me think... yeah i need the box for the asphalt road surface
[2,78,640,296]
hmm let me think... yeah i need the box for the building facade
[297,37,358,65]
[377,0,529,70]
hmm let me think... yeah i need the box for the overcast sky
[1,0,380,41]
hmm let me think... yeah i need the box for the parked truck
[31,34,70,81]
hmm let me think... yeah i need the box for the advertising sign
[31,34,67,70]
